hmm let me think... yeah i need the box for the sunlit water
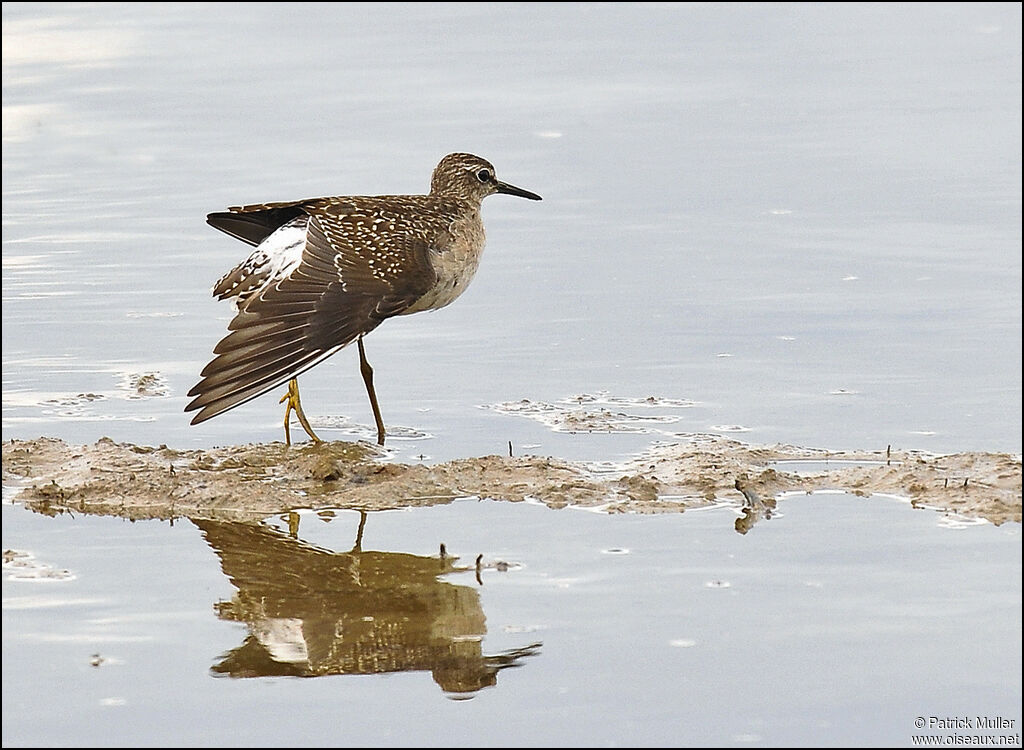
[3,3,1021,746]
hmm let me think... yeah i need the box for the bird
[185,153,542,446]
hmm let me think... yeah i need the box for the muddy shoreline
[2,435,1019,526]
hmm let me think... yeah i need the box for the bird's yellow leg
[279,378,323,446]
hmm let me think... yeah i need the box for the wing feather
[186,206,439,424]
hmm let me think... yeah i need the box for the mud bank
[2,436,1019,526]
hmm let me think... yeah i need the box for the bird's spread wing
[185,204,439,424]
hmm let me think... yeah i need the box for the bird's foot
[279,379,323,446]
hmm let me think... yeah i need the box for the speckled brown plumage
[185,153,541,429]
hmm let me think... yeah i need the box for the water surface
[2,2,1020,459]
[3,494,1021,747]
[2,3,1021,747]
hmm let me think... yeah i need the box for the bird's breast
[401,214,486,315]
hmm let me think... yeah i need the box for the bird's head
[429,153,542,204]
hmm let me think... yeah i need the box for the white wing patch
[214,217,309,308]
[259,221,306,282]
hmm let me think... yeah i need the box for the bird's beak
[495,180,542,201]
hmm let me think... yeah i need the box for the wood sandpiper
[185,153,542,445]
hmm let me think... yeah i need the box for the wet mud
[3,435,1019,526]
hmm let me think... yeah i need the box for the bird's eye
[476,168,492,183]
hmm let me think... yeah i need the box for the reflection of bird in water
[194,512,540,696]
[733,478,778,535]
[184,153,541,446]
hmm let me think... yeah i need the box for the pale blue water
[2,2,1020,460]
[3,3,1021,747]
[3,494,1021,747]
